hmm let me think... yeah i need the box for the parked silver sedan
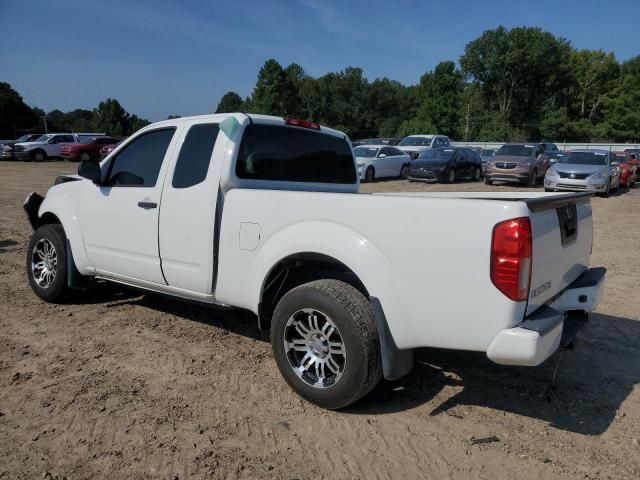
[544,149,620,197]
[354,145,411,182]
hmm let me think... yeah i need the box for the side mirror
[549,158,558,164]
[377,153,387,159]
[78,160,102,183]
[611,161,619,167]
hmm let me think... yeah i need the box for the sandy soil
[1,161,639,479]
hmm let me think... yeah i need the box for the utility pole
[42,115,48,134]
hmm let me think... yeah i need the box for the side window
[379,147,391,157]
[443,138,450,146]
[107,128,175,187]
[432,138,441,147]
[172,123,219,188]
[391,147,403,156]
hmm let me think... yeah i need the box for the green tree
[415,61,464,138]
[570,49,619,120]
[250,59,288,115]
[93,98,130,135]
[0,82,40,139]
[215,91,244,113]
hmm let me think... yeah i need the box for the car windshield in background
[480,149,495,156]
[495,145,534,156]
[34,135,51,142]
[615,155,627,162]
[79,137,96,144]
[16,134,36,142]
[399,136,432,146]
[353,146,379,158]
[559,152,608,165]
[418,148,455,160]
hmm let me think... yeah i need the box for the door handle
[137,201,157,209]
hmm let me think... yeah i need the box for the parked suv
[484,143,549,186]
[397,134,450,159]
[60,136,120,162]
[13,133,105,161]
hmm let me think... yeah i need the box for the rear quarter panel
[215,190,529,352]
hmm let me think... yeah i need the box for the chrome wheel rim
[80,153,90,161]
[31,239,57,288]
[284,308,346,389]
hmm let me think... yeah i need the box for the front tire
[527,170,537,187]
[364,167,375,183]
[473,167,481,182]
[79,152,91,162]
[447,168,456,184]
[271,279,382,410]
[485,177,492,185]
[31,150,46,162]
[400,164,409,179]
[27,224,69,303]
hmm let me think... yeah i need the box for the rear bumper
[486,267,606,366]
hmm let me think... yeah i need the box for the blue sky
[1,0,639,121]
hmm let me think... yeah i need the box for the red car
[99,140,123,159]
[613,151,638,188]
[60,136,120,162]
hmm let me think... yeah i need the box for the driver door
[80,127,177,284]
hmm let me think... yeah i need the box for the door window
[106,128,175,187]
[172,123,220,188]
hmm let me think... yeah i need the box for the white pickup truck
[24,113,606,409]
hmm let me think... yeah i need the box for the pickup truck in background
[60,136,120,162]
[13,132,105,161]
[23,113,606,409]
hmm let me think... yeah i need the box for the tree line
[0,83,150,139]
[217,26,640,143]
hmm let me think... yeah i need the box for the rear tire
[270,279,382,410]
[527,170,537,187]
[473,167,481,182]
[26,224,70,303]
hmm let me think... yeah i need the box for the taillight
[491,217,532,302]
[284,118,320,130]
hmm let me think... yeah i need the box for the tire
[472,167,481,182]
[400,164,409,179]
[31,150,46,162]
[26,224,70,303]
[545,187,553,192]
[600,182,611,198]
[447,168,456,184]
[364,167,375,183]
[79,152,91,162]
[527,170,537,187]
[271,279,382,410]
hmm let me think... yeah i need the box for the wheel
[447,169,456,184]
[545,187,553,192]
[527,170,537,187]
[400,164,409,179]
[26,224,70,303]
[600,182,611,198]
[364,167,375,183]
[270,279,382,410]
[79,152,91,162]
[484,177,492,185]
[472,167,481,182]
[31,150,46,162]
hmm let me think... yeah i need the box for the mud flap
[370,297,414,380]
[23,192,44,230]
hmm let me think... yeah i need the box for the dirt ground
[1,161,639,480]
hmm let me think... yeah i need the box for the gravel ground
[1,161,639,479]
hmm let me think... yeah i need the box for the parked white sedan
[354,145,411,182]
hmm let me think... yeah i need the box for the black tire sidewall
[26,224,68,302]
[365,167,374,182]
[271,283,378,409]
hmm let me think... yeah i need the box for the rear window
[236,124,356,184]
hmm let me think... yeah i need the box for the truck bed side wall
[215,190,528,351]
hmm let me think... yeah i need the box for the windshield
[353,146,379,158]
[399,136,432,147]
[495,144,534,156]
[80,137,97,144]
[33,135,51,142]
[480,149,495,156]
[559,152,608,166]
[418,148,455,161]
[16,134,37,142]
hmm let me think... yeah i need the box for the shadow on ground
[347,312,639,436]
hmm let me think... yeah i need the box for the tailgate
[526,193,593,315]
